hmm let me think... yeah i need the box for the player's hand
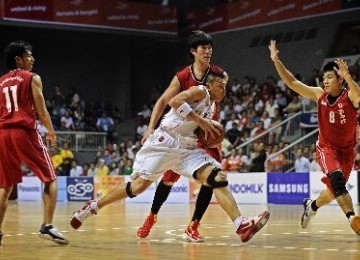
[334,58,350,78]
[199,119,221,140]
[141,128,154,145]
[46,131,57,149]
[268,39,280,61]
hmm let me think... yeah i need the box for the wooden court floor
[1,200,360,260]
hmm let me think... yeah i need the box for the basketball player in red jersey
[137,31,228,242]
[0,41,68,245]
[269,40,360,234]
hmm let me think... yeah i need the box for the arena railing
[55,131,107,152]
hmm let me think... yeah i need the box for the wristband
[176,102,192,118]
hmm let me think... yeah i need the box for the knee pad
[329,170,348,197]
[126,182,137,198]
[206,167,228,188]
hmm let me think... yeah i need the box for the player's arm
[269,40,323,102]
[335,58,360,108]
[141,75,181,144]
[31,75,57,148]
[169,86,220,139]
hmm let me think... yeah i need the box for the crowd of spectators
[22,47,359,177]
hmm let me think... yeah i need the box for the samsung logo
[269,183,309,193]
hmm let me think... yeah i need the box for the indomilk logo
[230,184,263,194]
[269,183,309,193]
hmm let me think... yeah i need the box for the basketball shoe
[236,210,270,243]
[70,200,98,229]
[39,224,69,245]
[0,232,3,246]
[184,220,205,242]
[137,213,157,238]
[301,198,316,229]
[350,215,360,235]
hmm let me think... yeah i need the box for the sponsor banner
[53,0,101,26]
[309,171,358,205]
[267,172,310,204]
[187,0,342,33]
[17,177,43,201]
[0,0,3,18]
[300,112,318,128]
[67,177,94,201]
[194,5,227,33]
[165,176,190,203]
[124,175,157,203]
[4,0,53,21]
[57,176,67,201]
[94,175,125,200]
[100,0,177,33]
[227,172,267,204]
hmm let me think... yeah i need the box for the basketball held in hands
[196,123,225,148]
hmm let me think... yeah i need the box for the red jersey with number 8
[0,69,37,129]
[317,88,358,148]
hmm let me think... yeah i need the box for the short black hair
[187,30,213,59]
[322,61,339,77]
[187,30,213,49]
[205,70,226,83]
[4,40,32,70]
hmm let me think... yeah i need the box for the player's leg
[184,185,213,242]
[0,187,13,246]
[301,188,334,228]
[194,165,270,243]
[71,176,153,229]
[14,129,68,245]
[137,170,180,238]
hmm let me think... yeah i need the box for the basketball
[196,122,224,148]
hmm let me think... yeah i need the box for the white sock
[234,216,247,230]
[90,201,99,212]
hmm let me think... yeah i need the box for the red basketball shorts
[0,128,57,188]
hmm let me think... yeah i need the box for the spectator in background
[265,96,279,118]
[136,116,148,139]
[310,151,322,171]
[230,78,241,94]
[59,142,74,176]
[109,161,120,176]
[82,163,90,176]
[96,112,114,144]
[95,158,109,176]
[294,148,311,173]
[87,162,97,177]
[266,144,286,172]
[237,147,250,172]
[51,149,64,176]
[226,122,242,147]
[70,159,83,177]
[60,110,75,131]
[221,133,233,156]
[223,148,243,172]
[52,86,65,116]
[260,111,271,129]
[249,142,267,172]
[225,112,240,132]
[123,159,133,175]
[283,95,302,115]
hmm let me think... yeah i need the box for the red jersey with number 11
[317,88,358,149]
[0,69,37,129]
